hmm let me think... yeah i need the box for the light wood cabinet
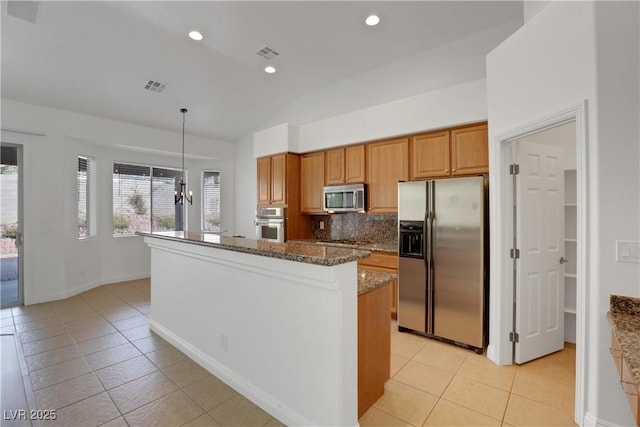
[326,145,366,185]
[410,130,450,179]
[358,252,399,318]
[256,153,311,240]
[358,281,391,417]
[269,153,287,205]
[300,152,325,214]
[257,153,288,206]
[257,156,272,205]
[450,123,489,176]
[366,138,409,214]
[409,123,488,180]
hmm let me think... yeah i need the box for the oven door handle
[255,219,284,225]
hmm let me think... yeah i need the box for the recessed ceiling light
[264,66,276,74]
[365,15,380,26]
[188,30,203,41]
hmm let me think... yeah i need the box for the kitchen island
[139,231,392,426]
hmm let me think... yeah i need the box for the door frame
[1,128,44,306]
[1,142,24,307]
[487,101,588,424]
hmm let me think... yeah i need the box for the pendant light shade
[175,108,193,205]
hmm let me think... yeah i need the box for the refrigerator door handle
[425,181,435,334]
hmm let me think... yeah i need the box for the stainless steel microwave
[323,184,366,213]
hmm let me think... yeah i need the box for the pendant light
[175,108,193,205]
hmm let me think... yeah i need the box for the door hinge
[510,248,520,259]
[509,331,519,343]
[510,163,520,175]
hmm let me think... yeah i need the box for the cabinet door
[367,138,409,214]
[410,131,450,179]
[345,145,366,183]
[325,148,345,185]
[270,154,287,205]
[301,152,325,213]
[257,156,271,205]
[451,123,488,175]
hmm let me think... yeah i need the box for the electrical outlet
[319,221,325,230]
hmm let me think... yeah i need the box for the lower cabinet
[358,282,391,418]
[358,252,398,318]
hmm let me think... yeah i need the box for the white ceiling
[1,1,523,142]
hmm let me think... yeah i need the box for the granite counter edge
[138,232,371,266]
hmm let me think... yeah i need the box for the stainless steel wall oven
[255,207,285,242]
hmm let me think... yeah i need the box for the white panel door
[514,141,564,364]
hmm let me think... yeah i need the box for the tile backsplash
[311,213,397,243]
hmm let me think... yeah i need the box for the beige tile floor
[1,278,577,427]
[360,323,577,427]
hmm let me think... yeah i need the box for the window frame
[112,161,186,237]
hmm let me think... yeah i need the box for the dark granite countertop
[137,231,371,267]
[289,239,398,254]
[607,294,640,385]
[357,270,396,295]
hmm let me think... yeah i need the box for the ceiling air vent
[144,80,167,93]
[256,46,280,60]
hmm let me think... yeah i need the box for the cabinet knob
[445,169,449,173]
[452,168,456,172]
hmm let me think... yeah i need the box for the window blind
[152,167,183,231]
[78,156,95,238]
[202,171,221,232]
[113,163,151,235]
[113,163,184,235]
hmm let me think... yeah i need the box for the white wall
[487,1,640,425]
[234,134,257,240]
[298,79,487,152]
[1,99,235,304]
[523,1,551,23]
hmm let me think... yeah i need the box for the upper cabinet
[257,156,272,205]
[450,123,488,176]
[367,138,409,214]
[256,153,289,206]
[325,145,366,185]
[269,153,287,205]
[300,151,325,214]
[410,130,450,179]
[256,153,311,239]
[410,123,488,180]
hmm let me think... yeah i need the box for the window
[202,171,221,232]
[113,162,184,236]
[78,156,96,238]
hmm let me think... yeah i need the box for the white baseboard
[25,272,150,305]
[98,272,150,287]
[583,412,619,427]
[149,319,318,427]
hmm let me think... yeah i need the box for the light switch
[616,241,640,263]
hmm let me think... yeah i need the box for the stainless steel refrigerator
[397,176,487,352]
